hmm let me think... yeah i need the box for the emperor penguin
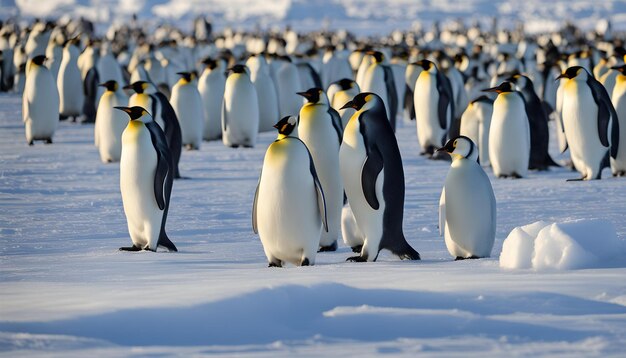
[297,88,343,252]
[437,136,496,260]
[557,66,619,180]
[94,80,128,163]
[327,78,360,129]
[413,59,454,157]
[610,64,626,176]
[125,81,183,179]
[57,37,85,121]
[273,56,302,119]
[116,106,177,252]
[507,74,559,170]
[198,57,226,140]
[360,51,398,131]
[459,96,493,166]
[246,54,279,132]
[171,72,204,150]
[253,115,328,267]
[22,55,59,145]
[484,82,530,178]
[341,203,365,253]
[339,93,420,262]
[222,64,259,148]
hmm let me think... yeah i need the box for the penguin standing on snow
[610,64,626,176]
[116,106,177,252]
[484,81,530,178]
[437,136,496,260]
[459,96,493,166]
[361,51,398,131]
[222,64,259,148]
[339,93,420,262]
[198,57,226,140]
[327,78,360,129]
[253,115,328,267]
[57,37,85,121]
[94,80,127,163]
[22,55,59,145]
[297,88,343,252]
[170,72,204,150]
[558,66,619,180]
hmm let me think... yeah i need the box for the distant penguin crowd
[5,14,624,265]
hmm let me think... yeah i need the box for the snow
[501,220,624,270]
[2,89,626,355]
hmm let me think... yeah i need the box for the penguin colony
[6,15,624,265]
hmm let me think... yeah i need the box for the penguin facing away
[610,64,626,176]
[327,78,360,129]
[57,37,85,121]
[437,136,496,260]
[339,93,420,262]
[198,57,226,140]
[253,115,328,267]
[94,80,127,163]
[361,51,398,131]
[296,87,343,252]
[222,64,259,148]
[459,95,493,167]
[171,71,204,150]
[557,66,619,180]
[116,106,177,252]
[23,55,59,145]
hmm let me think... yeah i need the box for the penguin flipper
[361,144,383,210]
[436,72,451,130]
[383,65,398,130]
[252,173,261,234]
[221,100,228,132]
[300,138,328,232]
[438,187,446,237]
[327,107,343,144]
[146,122,172,211]
[587,76,619,157]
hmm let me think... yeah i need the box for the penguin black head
[436,136,477,161]
[482,81,515,94]
[335,78,355,91]
[227,64,247,75]
[177,72,192,82]
[611,64,626,74]
[31,55,47,66]
[123,81,149,94]
[367,51,385,63]
[413,59,434,71]
[273,115,298,136]
[297,88,323,104]
[99,80,118,91]
[556,66,586,80]
[340,92,379,111]
[114,106,150,121]
[505,73,531,89]
[202,57,218,70]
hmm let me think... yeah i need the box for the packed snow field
[1,90,626,356]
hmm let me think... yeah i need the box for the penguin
[246,54,279,132]
[557,66,619,180]
[57,37,85,121]
[273,56,302,119]
[360,51,398,131]
[125,81,184,179]
[222,64,259,148]
[297,88,343,252]
[507,74,559,170]
[327,78,360,129]
[22,55,59,145]
[253,115,328,267]
[94,80,128,163]
[483,81,531,178]
[413,59,454,157]
[403,61,422,122]
[341,203,365,253]
[198,57,226,140]
[437,136,496,260]
[459,96,493,166]
[170,71,204,150]
[96,42,125,106]
[116,106,177,252]
[339,93,420,262]
[610,64,626,176]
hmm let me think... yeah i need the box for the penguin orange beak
[296,91,311,99]
[481,83,508,94]
[114,106,133,118]
[555,73,568,80]
[436,139,455,153]
[122,84,133,90]
[610,65,626,73]
[340,100,355,110]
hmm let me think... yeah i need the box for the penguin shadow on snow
[1,283,623,346]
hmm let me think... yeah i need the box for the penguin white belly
[57,59,84,117]
[341,203,365,249]
[339,116,386,260]
[562,82,605,179]
[362,67,391,121]
[24,67,59,142]
[414,74,445,151]
[96,93,128,163]
[489,94,530,177]
[198,73,225,140]
[331,90,357,129]
[120,124,162,250]
[298,105,343,247]
[172,84,204,149]
[442,160,495,258]
[257,140,321,265]
[252,71,279,132]
[611,79,626,174]
[222,76,259,147]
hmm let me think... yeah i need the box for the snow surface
[2,91,626,355]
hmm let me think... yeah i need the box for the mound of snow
[500,219,623,270]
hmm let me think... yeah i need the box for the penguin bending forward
[339,93,420,262]
[116,106,177,252]
[253,116,328,267]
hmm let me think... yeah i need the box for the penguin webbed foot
[346,255,368,262]
[300,258,310,266]
[268,261,282,268]
[454,255,480,261]
[614,171,626,177]
[27,140,34,146]
[318,241,338,252]
[566,177,586,182]
[350,245,363,253]
[119,245,142,252]
[511,173,523,179]
[45,138,53,144]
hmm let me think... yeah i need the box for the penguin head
[340,92,381,112]
[176,71,192,83]
[611,64,626,74]
[202,57,218,70]
[437,136,478,161]
[336,78,356,91]
[99,80,118,92]
[273,115,298,137]
[31,55,47,66]
[227,64,248,75]
[482,81,515,94]
[297,88,327,105]
[556,66,587,81]
[367,51,385,64]
[506,73,530,90]
[114,106,151,122]
[123,81,149,94]
[413,59,435,72]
